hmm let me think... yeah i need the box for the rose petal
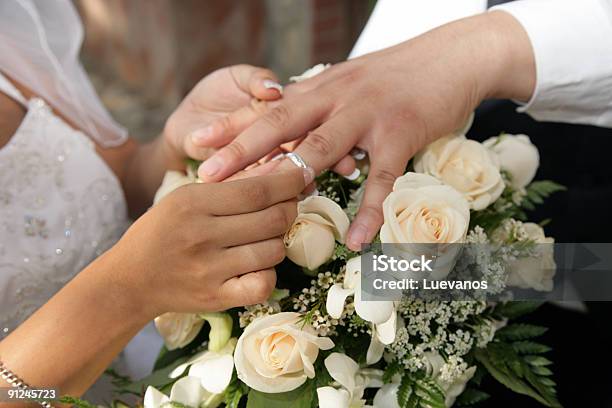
[298,196,350,242]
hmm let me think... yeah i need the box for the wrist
[84,247,156,325]
[471,11,536,102]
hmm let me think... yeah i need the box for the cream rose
[155,312,205,350]
[284,196,349,270]
[381,173,470,245]
[483,134,539,188]
[505,223,556,291]
[380,173,470,279]
[153,169,198,204]
[414,135,505,210]
[234,312,334,393]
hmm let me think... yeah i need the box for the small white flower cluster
[388,300,494,375]
[439,355,469,384]
[238,301,281,328]
[292,271,353,336]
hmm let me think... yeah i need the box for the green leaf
[525,356,553,366]
[58,396,97,408]
[224,375,248,408]
[496,324,548,341]
[512,341,552,355]
[455,388,490,406]
[398,374,417,408]
[246,381,314,408]
[414,378,445,408]
[496,301,544,319]
[383,360,403,384]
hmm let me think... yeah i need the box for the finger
[197,94,329,181]
[217,268,277,309]
[221,238,286,276]
[191,99,271,148]
[289,112,364,174]
[204,167,313,215]
[346,142,412,251]
[332,155,358,179]
[225,159,284,181]
[230,64,282,100]
[214,202,297,246]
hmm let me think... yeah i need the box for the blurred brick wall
[77,0,371,138]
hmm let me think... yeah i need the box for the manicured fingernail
[199,157,223,177]
[351,148,367,160]
[343,168,360,181]
[348,224,368,250]
[303,166,315,185]
[191,126,213,145]
[271,153,285,161]
[263,79,283,94]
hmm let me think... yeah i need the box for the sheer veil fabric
[0,0,127,147]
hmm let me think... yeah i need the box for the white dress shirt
[350,0,612,128]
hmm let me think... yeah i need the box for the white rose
[153,169,198,204]
[234,312,334,393]
[284,196,349,270]
[506,223,556,292]
[380,173,470,279]
[483,134,539,188]
[414,135,505,210]
[155,312,204,350]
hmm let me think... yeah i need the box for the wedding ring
[284,152,309,169]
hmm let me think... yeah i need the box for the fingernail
[343,168,361,181]
[348,224,368,250]
[271,153,285,161]
[199,157,223,177]
[351,148,367,160]
[303,166,315,185]
[263,79,283,94]
[191,126,213,145]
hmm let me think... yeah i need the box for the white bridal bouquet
[104,67,564,408]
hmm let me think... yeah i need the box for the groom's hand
[195,11,535,250]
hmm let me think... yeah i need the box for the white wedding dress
[0,72,162,399]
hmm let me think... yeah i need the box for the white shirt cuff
[491,0,612,128]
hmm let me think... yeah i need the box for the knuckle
[267,238,287,265]
[224,140,248,161]
[303,131,334,157]
[263,104,291,130]
[250,272,276,303]
[360,204,384,226]
[268,205,292,232]
[250,99,268,115]
[219,115,234,133]
[241,180,271,207]
[371,168,398,186]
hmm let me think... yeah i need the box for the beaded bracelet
[0,360,53,408]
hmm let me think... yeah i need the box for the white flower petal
[144,386,169,408]
[373,383,400,408]
[169,376,205,408]
[354,291,395,325]
[366,333,385,365]
[324,353,359,394]
[326,284,354,319]
[374,312,397,345]
[190,354,234,394]
[317,386,351,408]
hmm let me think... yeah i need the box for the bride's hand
[162,64,283,168]
[105,167,312,317]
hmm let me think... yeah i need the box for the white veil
[0,0,127,147]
